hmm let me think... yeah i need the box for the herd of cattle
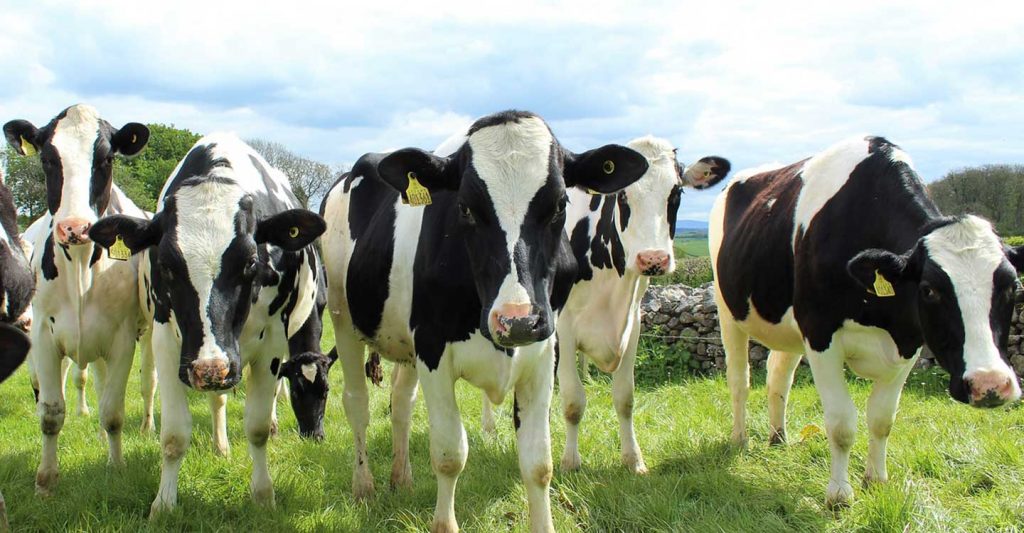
[0,104,1021,532]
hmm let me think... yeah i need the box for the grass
[673,233,709,259]
[3,319,1024,532]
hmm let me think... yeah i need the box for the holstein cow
[4,105,154,495]
[710,136,1024,508]
[89,133,327,515]
[321,110,648,532]
[481,136,729,473]
[0,168,34,530]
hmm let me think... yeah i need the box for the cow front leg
[612,321,646,474]
[209,392,230,457]
[865,354,916,486]
[245,358,277,507]
[766,350,803,445]
[556,326,586,471]
[100,334,135,467]
[337,330,374,499]
[720,318,751,447]
[150,323,192,518]
[390,362,418,491]
[34,340,65,496]
[806,347,857,510]
[418,358,466,533]
[139,327,157,434]
[515,340,556,533]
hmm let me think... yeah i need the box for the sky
[2,1,1022,221]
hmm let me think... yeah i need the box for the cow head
[0,170,33,324]
[375,111,648,347]
[615,136,730,276]
[90,181,325,391]
[271,349,337,440]
[849,215,1024,407]
[4,105,148,246]
[0,322,30,384]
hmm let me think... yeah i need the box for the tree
[247,138,342,209]
[1,146,47,224]
[928,164,1024,236]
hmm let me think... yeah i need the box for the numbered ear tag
[109,236,132,261]
[405,172,432,206]
[873,270,895,297]
[20,136,37,156]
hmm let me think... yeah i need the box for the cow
[4,104,156,496]
[89,133,327,515]
[320,110,649,533]
[480,136,730,473]
[709,135,1024,509]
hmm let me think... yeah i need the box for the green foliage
[117,123,202,211]
[632,327,700,385]
[2,146,48,220]
[1004,235,1024,247]
[652,256,714,287]
[928,164,1024,236]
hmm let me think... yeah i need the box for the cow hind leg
[418,356,467,533]
[766,350,802,445]
[139,327,156,434]
[515,340,556,533]
[806,348,857,510]
[337,329,374,499]
[612,323,646,474]
[73,363,89,417]
[209,392,230,457]
[864,355,916,487]
[245,359,278,507]
[390,362,418,490]
[480,391,496,435]
[557,328,586,471]
[100,334,135,467]
[720,315,751,447]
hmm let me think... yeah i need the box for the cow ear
[847,248,915,294]
[111,123,150,157]
[90,214,162,255]
[377,148,457,200]
[1007,246,1024,273]
[0,322,30,383]
[564,144,649,194]
[255,209,326,251]
[326,347,338,368]
[3,120,41,156]
[683,156,731,190]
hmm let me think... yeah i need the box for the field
[674,232,710,258]
[2,319,1024,532]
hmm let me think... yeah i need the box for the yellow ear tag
[109,235,132,261]
[873,270,895,297]
[798,423,824,443]
[20,136,36,156]
[289,226,299,238]
[405,172,432,206]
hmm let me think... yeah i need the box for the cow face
[616,137,730,276]
[3,105,148,246]
[90,186,325,391]
[271,350,337,439]
[849,216,1024,407]
[0,171,33,324]
[375,111,648,347]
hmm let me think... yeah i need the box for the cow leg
[720,318,750,447]
[390,362,418,490]
[766,350,803,445]
[805,348,857,510]
[270,378,285,437]
[557,325,585,471]
[28,348,39,402]
[34,337,65,496]
[209,392,230,457]
[73,363,89,417]
[864,355,916,487]
[612,317,646,474]
[245,359,277,507]
[515,339,556,533]
[480,391,496,435]
[337,330,374,499]
[150,323,192,517]
[418,356,466,533]
[100,334,135,467]
[139,327,156,434]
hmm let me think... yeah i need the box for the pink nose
[636,250,671,275]
[490,303,532,336]
[190,359,231,390]
[55,217,92,245]
[966,369,1019,407]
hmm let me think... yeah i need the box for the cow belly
[732,300,805,354]
[563,272,643,371]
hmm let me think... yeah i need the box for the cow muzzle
[55,217,92,246]
[965,368,1021,408]
[189,359,238,391]
[490,303,547,347]
[635,249,671,276]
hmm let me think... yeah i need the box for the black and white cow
[89,133,327,515]
[321,110,649,533]
[4,104,154,496]
[482,136,728,474]
[710,136,1024,508]
[0,167,34,530]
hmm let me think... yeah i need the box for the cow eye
[920,283,940,303]
[243,257,259,279]
[458,202,476,226]
[551,198,566,224]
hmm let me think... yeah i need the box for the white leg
[209,392,230,457]
[34,331,64,496]
[805,347,857,510]
[390,362,418,490]
[612,317,646,473]
[337,328,374,499]
[720,317,750,447]
[100,333,135,467]
[480,391,496,435]
[139,327,156,434]
[418,356,466,533]
[864,355,916,486]
[766,350,803,445]
[556,325,585,471]
[150,323,192,518]
[245,358,278,507]
[270,378,285,437]
[515,340,556,533]
[72,362,89,417]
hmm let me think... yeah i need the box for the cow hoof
[78,406,90,417]
[140,417,155,435]
[252,486,276,508]
[352,478,375,500]
[560,453,582,472]
[730,431,749,450]
[768,429,786,446]
[149,500,175,520]
[430,518,459,533]
[825,481,853,512]
[623,455,648,475]
[34,470,58,496]
[213,441,230,457]
[390,462,413,491]
[270,419,279,438]
[862,472,887,488]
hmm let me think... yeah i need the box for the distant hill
[676,219,708,233]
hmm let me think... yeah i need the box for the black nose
[495,315,547,347]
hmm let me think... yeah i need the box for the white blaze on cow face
[49,105,101,229]
[620,136,680,276]
[301,363,317,383]
[923,216,1021,404]
[466,116,553,336]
